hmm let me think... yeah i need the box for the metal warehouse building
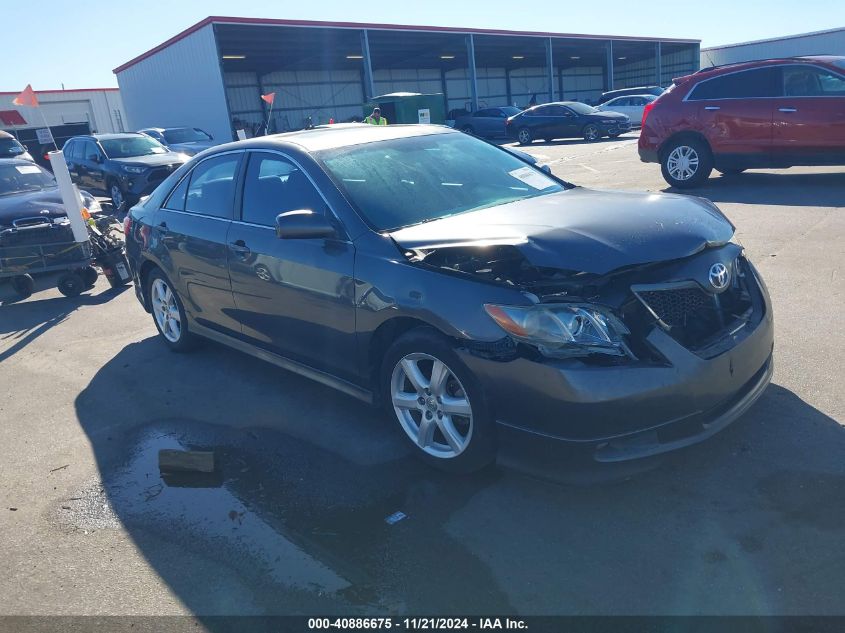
[114,16,699,143]
[702,27,845,67]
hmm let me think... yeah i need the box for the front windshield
[100,136,167,158]
[565,102,598,115]
[318,133,564,231]
[0,138,26,157]
[163,128,211,144]
[0,162,56,196]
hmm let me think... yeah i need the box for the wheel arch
[367,317,454,400]
[138,259,163,313]
[658,131,713,161]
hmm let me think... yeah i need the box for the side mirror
[540,164,552,175]
[275,210,335,239]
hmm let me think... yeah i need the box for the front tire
[57,272,84,297]
[109,183,126,213]
[583,124,600,142]
[146,268,196,352]
[517,127,533,145]
[382,327,495,473]
[660,138,713,188]
[11,274,34,298]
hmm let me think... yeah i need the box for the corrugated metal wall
[561,67,604,102]
[702,29,845,66]
[0,90,127,133]
[116,24,232,142]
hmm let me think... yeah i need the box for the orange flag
[260,92,276,105]
[12,84,39,107]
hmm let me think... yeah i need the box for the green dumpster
[364,92,446,125]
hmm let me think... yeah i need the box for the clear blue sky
[2,0,842,90]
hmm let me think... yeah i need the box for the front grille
[147,166,173,184]
[631,258,758,354]
[637,287,710,329]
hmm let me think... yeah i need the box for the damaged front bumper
[456,264,775,464]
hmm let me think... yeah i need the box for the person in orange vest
[364,107,388,125]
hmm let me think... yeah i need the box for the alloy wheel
[666,145,700,181]
[151,278,181,343]
[518,128,531,144]
[110,184,124,210]
[390,353,474,458]
[584,125,599,141]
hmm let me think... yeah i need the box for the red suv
[639,56,845,188]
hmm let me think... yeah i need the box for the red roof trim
[0,88,119,95]
[113,15,700,74]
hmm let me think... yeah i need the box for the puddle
[57,419,508,613]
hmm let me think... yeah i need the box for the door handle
[229,240,251,256]
[704,106,720,111]
[779,107,797,113]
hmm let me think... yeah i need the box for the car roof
[606,94,656,100]
[694,55,845,78]
[0,131,17,139]
[209,123,456,154]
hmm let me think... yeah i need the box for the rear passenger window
[184,154,240,219]
[241,153,326,226]
[689,67,781,100]
[62,141,77,159]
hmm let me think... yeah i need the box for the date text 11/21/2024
[307,617,528,630]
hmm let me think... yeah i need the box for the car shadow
[68,334,845,619]
[665,170,845,206]
[0,282,128,362]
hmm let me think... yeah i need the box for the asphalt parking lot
[1,131,843,616]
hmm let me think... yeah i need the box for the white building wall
[0,89,127,133]
[115,24,232,142]
[702,28,845,66]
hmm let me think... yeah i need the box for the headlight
[121,165,146,174]
[484,303,632,359]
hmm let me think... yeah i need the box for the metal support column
[655,41,662,86]
[466,34,479,112]
[360,29,375,101]
[606,40,615,91]
[546,38,555,102]
[505,68,512,106]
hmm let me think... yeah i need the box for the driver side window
[241,153,326,227]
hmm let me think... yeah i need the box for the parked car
[506,102,631,144]
[0,131,34,162]
[138,127,216,156]
[596,94,657,127]
[639,56,845,188]
[125,124,773,473]
[0,158,101,296]
[62,133,189,211]
[455,107,523,138]
[598,86,664,104]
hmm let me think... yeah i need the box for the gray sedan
[455,106,522,138]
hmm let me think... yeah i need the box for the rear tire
[146,268,196,352]
[11,274,34,298]
[381,327,495,473]
[517,127,533,145]
[57,272,84,297]
[660,138,713,189]
[109,182,126,213]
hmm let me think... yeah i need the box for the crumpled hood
[389,187,735,275]
[0,188,96,226]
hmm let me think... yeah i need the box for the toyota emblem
[708,262,730,291]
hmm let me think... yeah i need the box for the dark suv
[639,56,845,187]
[125,125,773,473]
[62,133,188,211]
